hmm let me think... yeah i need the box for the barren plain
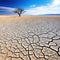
[0,16,60,60]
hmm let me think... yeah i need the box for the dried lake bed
[0,16,60,60]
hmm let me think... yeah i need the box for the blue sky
[0,0,52,8]
[0,0,60,15]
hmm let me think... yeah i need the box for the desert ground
[0,16,60,60]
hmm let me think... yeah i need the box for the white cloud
[0,6,15,11]
[0,6,16,15]
[23,0,60,15]
[52,0,60,6]
[30,5,36,7]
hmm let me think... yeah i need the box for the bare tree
[14,8,24,16]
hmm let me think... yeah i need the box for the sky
[0,0,60,15]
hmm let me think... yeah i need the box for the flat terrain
[0,16,60,60]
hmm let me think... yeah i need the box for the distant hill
[43,14,60,16]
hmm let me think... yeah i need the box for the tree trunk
[19,14,21,16]
[18,13,21,16]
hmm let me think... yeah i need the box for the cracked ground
[0,16,60,60]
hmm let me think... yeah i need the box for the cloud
[0,6,15,11]
[23,0,60,15]
[0,6,17,15]
[52,0,60,6]
[30,5,36,8]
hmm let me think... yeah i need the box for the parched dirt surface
[0,16,60,60]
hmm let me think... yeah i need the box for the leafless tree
[14,8,24,16]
